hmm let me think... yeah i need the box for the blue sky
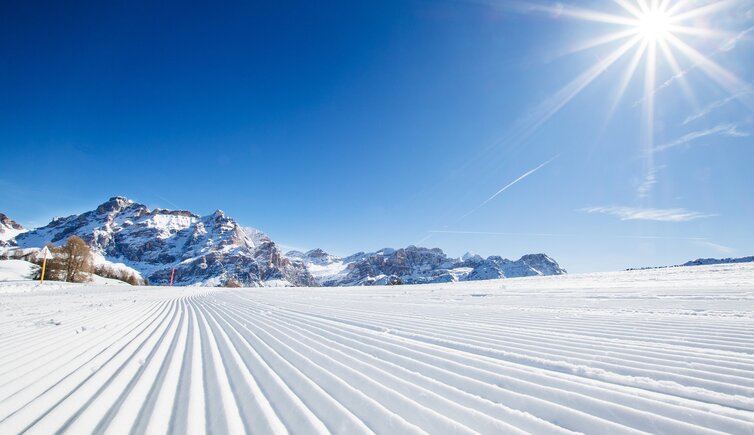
[1,0,752,272]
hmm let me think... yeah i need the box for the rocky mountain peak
[0,212,26,246]
[95,196,135,215]
[0,213,23,231]
[12,198,314,287]
[4,197,566,287]
[293,244,567,287]
[306,248,329,257]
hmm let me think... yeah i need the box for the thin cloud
[581,206,717,222]
[636,164,669,199]
[430,230,573,237]
[692,240,735,255]
[683,89,752,125]
[653,123,749,152]
[429,229,708,241]
[459,0,562,16]
[719,26,754,52]
[633,64,696,107]
[457,154,560,221]
[636,166,659,199]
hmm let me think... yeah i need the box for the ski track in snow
[1,263,753,434]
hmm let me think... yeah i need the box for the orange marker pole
[169,268,175,287]
[39,249,48,285]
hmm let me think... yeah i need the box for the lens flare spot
[637,10,671,42]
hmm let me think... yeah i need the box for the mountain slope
[287,246,566,286]
[0,213,25,246]
[683,256,754,267]
[7,196,565,287]
[14,197,314,287]
[3,264,751,433]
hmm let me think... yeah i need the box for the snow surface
[0,260,38,282]
[0,259,132,289]
[0,263,753,433]
[0,227,25,243]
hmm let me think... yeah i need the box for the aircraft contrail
[457,154,560,221]
[481,154,560,207]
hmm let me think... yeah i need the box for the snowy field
[0,263,753,434]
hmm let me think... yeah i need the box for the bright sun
[525,0,749,131]
[636,9,671,42]
[510,0,750,204]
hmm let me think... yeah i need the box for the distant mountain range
[1,197,566,287]
[286,248,565,286]
[681,257,754,267]
[627,256,754,271]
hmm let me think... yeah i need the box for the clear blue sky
[1,0,752,272]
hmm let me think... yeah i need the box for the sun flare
[519,0,752,148]
[510,0,751,205]
[636,9,671,42]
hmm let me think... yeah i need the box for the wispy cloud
[633,64,696,108]
[683,89,752,125]
[653,123,749,152]
[693,240,735,255]
[429,230,572,237]
[636,164,671,199]
[581,206,717,222]
[719,26,754,52]
[636,166,660,199]
[458,154,560,220]
[428,229,709,241]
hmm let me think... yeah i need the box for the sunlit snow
[0,263,752,433]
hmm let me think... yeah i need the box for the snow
[0,257,132,288]
[0,263,753,433]
[90,251,143,281]
[306,260,350,280]
[86,274,133,286]
[0,227,25,243]
[0,260,38,281]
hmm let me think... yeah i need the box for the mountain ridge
[0,213,25,246]
[3,196,566,286]
[286,246,566,286]
[626,256,754,271]
[682,256,754,267]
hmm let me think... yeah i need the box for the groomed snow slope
[0,264,753,434]
[0,260,38,282]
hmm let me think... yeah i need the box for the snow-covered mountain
[0,213,25,247]
[628,256,754,271]
[12,197,315,287]
[4,196,566,287]
[287,245,566,286]
[682,256,754,267]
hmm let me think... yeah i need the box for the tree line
[2,236,146,285]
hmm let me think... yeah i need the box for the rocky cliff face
[0,213,25,247]
[14,197,315,287]
[288,245,566,286]
[7,196,566,287]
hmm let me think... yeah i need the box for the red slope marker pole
[169,268,175,287]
